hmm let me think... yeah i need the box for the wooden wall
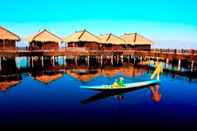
[99,44,133,50]
[42,42,58,50]
[67,42,151,50]
[30,41,59,50]
[133,45,151,50]
[67,42,100,50]
[0,40,16,50]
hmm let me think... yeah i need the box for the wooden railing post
[111,55,113,65]
[64,56,67,66]
[178,59,181,71]
[41,56,44,67]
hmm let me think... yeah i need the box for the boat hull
[80,80,160,91]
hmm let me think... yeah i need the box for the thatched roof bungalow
[26,29,62,50]
[121,33,153,50]
[64,29,101,50]
[0,26,20,50]
[99,33,126,50]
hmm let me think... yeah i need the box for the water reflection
[0,80,20,91]
[0,57,22,91]
[33,71,64,84]
[0,56,196,129]
[67,66,146,82]
[150,85,161,103]
[29,56,65,84]
[0,56,196,92]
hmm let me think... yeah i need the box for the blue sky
[1,0,197,48]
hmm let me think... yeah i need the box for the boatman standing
[150,62,163,80]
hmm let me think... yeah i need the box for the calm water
[0,57,197,129]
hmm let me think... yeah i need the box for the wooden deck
[0,48,197,61]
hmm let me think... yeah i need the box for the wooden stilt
[27,57,30,67]
[0,57,2,71]
[52,56,55,66]
[87,56,90,66]
[117,55,119,64]
[133,57,136,65]
[166,58,169,69]
[31,56,34,68]
[191,61,194,72]
[121,55,124,63]
[178,59,181,71]
[75,56,78,65]
[64,56,67,66]
[111,55,113,65]
[100,55,103,67]
[41,56,44,67]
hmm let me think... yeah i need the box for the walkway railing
[0,47,196,54]
[0,48,196,59]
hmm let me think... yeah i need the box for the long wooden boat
[80,79,160,91]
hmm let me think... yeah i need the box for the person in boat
[151,62,163,80]
[118,77,125,88]
[112,77,125,88]
[112,79,119,88]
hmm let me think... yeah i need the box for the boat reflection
[114,94,124,101]
[81,84,160,104]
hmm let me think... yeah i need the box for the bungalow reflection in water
[0,57,21,91]
[0,56,161,104]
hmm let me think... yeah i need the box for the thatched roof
[0,26,20,41]
[99,33,126,45]
[64,29,101,43]
[26,29,62,43]
[121,33,153,45]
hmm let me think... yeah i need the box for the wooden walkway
[0,48,197,61]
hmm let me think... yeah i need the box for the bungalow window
[0,40,3,45]
[0,40,3,48]
[106,44,112,47]
[122,45,127,48]
[78,42,85,47]
[36,41,43,49]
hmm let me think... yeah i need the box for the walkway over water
[0,48,197,61]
